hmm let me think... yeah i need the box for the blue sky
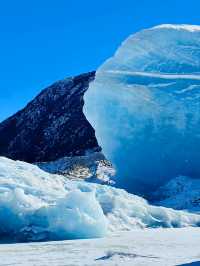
[1,0,200,121]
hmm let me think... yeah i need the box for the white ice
[0,156,200,242]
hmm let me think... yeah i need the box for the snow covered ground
[0,228,200,266]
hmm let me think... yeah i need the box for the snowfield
[0,228,200,266]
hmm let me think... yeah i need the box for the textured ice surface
[153,176,200,211]
[84,24,200,194]
[0,157,107,241]
[0,157,200,242]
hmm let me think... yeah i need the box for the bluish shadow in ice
[178,262,200,266]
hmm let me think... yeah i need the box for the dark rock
[0,71,100,162]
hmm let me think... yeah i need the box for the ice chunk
[0,157,107,241]
[84,24,200,195]
[43,190,108,240]
[0,157,200,242]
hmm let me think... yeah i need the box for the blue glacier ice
[84,24,200,195]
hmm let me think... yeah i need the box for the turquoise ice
[84,25,200,195]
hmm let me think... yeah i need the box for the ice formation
[0,157,200,242]
[84,24,200,194]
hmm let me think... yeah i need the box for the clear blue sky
[1,0,200,121]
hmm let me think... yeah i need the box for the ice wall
[84,24,200,194]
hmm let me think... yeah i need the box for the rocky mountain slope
[0,71,99,163]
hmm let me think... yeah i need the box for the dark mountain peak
[0,71,99,163]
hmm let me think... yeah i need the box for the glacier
[84,24,200,195]
[0,156,200,242]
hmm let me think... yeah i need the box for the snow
[0,227,200,266]
[154,24,200,32]
[0,156,200,242]
[37,152,115,184]
[153,176,200,211]
[84,24,200,195]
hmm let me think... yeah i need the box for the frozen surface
[0,156,200,242]
[84,24,200,195]
[0,228,200,266]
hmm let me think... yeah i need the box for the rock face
[0,71,99,163]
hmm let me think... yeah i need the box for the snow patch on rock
[37,152,115,185]
[153,176,200,211]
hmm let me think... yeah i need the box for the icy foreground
[84,24,200,195]
[0,157,200,242]
[1,228,200,266]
